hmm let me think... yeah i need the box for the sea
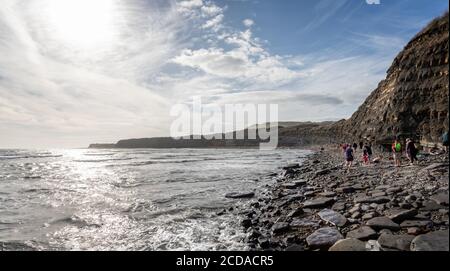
[0,148,311,251]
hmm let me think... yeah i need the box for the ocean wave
[0,155,63,160]
[74,158,133,162]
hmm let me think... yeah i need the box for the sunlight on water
[0,148,310,250]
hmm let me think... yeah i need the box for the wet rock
[283,163,300,170]
[281,183,299,189]
[411,230,449,251]
[431,192,449,206]
[347,226,378,240]
[389,209,418,223]
[303,198,335,209]
[241,218,252,229]
[329,238,367,251]
[318,209,347,227]
[306,227,343,249]
[366,217,400,231]
[226,192,255,199]
[246,229,262,239]
[272,222,290,235]
[378,233,414,251]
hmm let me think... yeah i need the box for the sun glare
[44,0,118,49]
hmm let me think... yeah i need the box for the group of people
[340,142,373,170]
[391,138,418,167]
[340,137,421,170]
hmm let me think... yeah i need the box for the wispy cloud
[0,0,430,147]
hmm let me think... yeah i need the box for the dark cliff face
[335,12,449,145]
[281,12,449,146]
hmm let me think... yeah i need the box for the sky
[0,0,448,148]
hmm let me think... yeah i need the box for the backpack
[395,142,401,152]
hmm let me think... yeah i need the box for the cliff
[282,12,449,147]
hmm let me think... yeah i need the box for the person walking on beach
[392,138,402,167]
[363,143,373,163]
[352,143,358,153]
[345,144,354,171]
[362,147,369,165]
[442,131,449,153]
[406,138,418,165]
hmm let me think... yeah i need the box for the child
[362,148,369,165]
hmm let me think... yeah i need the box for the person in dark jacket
[406,138,418,165]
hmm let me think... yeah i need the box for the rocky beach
[230,147,449,251]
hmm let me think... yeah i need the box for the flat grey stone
[336,186,355,193]
[400,220,433,228]
[431,192,449,206]
[319,191,337,197]
[411,230,449,251]
[346,226,378,240]
[378,233,414,251]
[290,218,320,228]
[389,209,418,223]
[306,227,343,249]
[366,216,400,231]
[329,238,367,251]
[303,198,335,209]
[354,196,390,204]
[331,201,346,211]
[420,201,442,211]
[318,209,347,227]
[386,187,402,194]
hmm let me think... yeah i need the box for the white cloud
[202,14,224,30]
[243,19,254,27]
[201,4,223,17]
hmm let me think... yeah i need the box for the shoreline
[236,147,449,251]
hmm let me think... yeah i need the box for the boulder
[377,233,414,251]
[329,238,367,251]
[346,226,378,240]
[306,227,343,249]
[411,230,449,251]
[366,217,400,231]
[318,209,348,227]
[388,209,418,223]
